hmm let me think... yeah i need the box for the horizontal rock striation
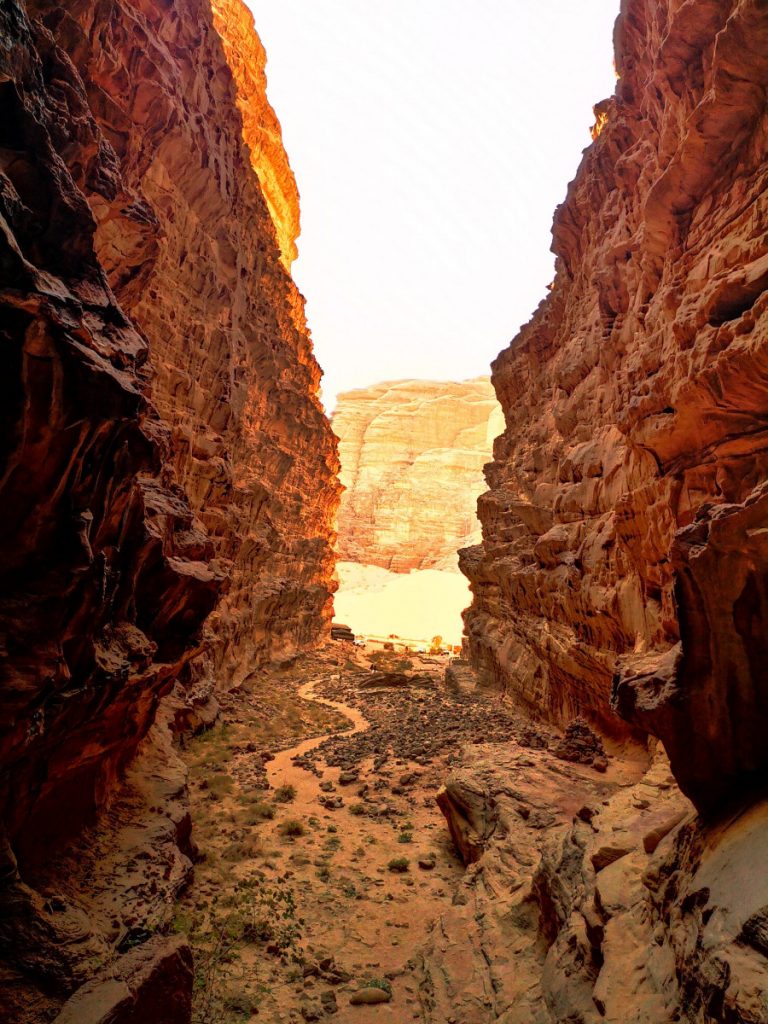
[0,0,338,1018]
[462,0,768,812]
[334,377,503,573]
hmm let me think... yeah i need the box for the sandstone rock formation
[430,736,768,1024]
[0,0,338,1018]
[39,0,341,687]
[461,0,768,814]
[210,0,299,270]
[52,935,193,1024]
[334,377,503,572]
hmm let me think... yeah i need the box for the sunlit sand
[333,561,471,646]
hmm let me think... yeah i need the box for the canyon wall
[334,377,503,572]
[461,0,768,813]
[0,0,338,1017]
[39,0,341,686]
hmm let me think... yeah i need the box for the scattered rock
[349,987,391,1005]
[551,719,607,769]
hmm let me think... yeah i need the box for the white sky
[245,1,619,412]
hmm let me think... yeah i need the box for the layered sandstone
[38,0,341,686]
[334,377,503,572]
[430,736,768,1024]
[462,0,768,813]
[0,0,338,1018]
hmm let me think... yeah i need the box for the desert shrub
[243,802,275,825]
[363,977,392,995]
[189,879,301,1023]
[207,773,234,797]
[278,819,305,838]
[387,857,410,873]
[221,837,261,861]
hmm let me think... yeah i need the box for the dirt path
[180,649,541,1023]
[255,673,464,1022]
[266,676,370,792]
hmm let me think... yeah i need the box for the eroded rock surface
[461,0,768,812]
[429,742,768,1024]
[36,0,341,685]
[0,0,337,1019]
[334,378,503,572]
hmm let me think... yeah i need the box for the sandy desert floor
[332,562,471,646]
[177,645,525,1022]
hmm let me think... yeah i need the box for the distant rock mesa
[334,378,503,573]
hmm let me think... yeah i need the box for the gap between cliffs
[2,0,768,1022]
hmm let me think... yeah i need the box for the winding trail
[186,657,470,1022]
[266,676,370,792]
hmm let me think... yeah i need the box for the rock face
[41,0,341,686]
[0,0,337,1018]
[430,737,768,1024]
[461,0,768,813]
[52,936,193,1024]
[334,378,503,572]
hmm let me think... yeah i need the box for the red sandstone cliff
[445,9,768,1018]
[462,0,768,815]
[35,0,341,686]
[0,1,338,1018]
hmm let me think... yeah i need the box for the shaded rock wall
[35,0,341,687]
[334,377,503,572]
[0,0,338,1017]
[462,0,768,812]
[0,0,222,880]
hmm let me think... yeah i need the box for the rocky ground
[26,641,764,1024]
[173,643,656,1024]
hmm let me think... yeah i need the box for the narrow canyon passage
[173,642,677,1024]
[2,0,768,1022]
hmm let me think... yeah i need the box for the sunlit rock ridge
[333,377,504,573]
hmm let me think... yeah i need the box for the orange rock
[34,0,341,686]
[462,0,768,812]
[0,0,339,1018]
[210,0,300,269]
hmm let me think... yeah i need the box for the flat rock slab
[53,936,192,1024]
